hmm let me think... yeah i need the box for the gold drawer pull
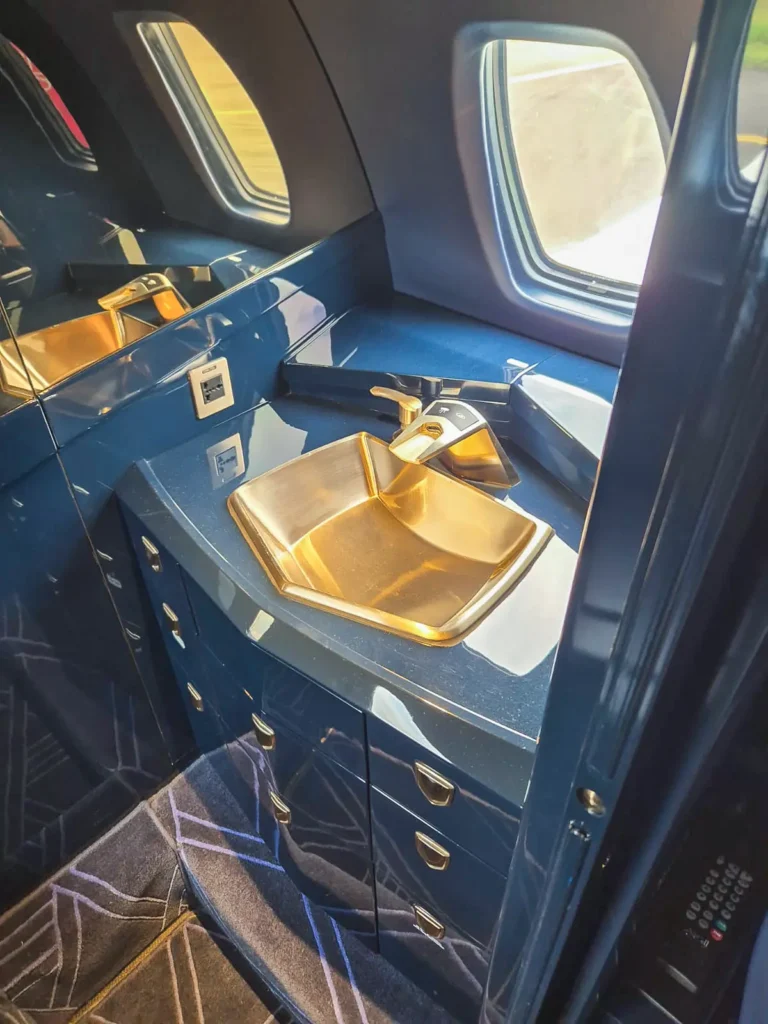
[413,761,455,807]
[141,535,162,572]
[269,790,291,826]
[412,904,445,941]
[186,682,204,713]
[162,602,184,647]
[415,831,451,871]
[251,713,276,750]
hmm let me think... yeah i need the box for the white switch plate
[188,357,235,419]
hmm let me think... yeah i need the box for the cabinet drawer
[184,573,266,720]
[166,647,230,754]
[372,788,501,1023]
[123,512,196,655]
[261,666,365,780]
[239,724,376,946]
[368,716,519,874]
[185,574,366,778]
[371,788,504,949]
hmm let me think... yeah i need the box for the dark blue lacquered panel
[236,725,376,948]
[372,788,504,1023]
[185,570,366,777]
[261,665,366,781]
[371,788,505,949]
[182,571,265,727]
[164,646,232,755]
[368,716,520,876]
[122,509,198,657]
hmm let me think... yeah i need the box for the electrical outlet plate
[188,357,235,419]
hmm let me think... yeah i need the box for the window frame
[137,19,289,227]
[485,31,669,310]
[0,36,96,171]
[454,22,672,363]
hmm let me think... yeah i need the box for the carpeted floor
[0,803,185,1022]
[75,912,292,1024]
[0,740,457,1024]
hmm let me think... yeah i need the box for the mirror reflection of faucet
[370,385,518,492]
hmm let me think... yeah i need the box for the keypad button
[724,877,733,887]
[718,884,729,894]
[716,855,726,865]
[740,871,753,884]
[732,895,741,904]
[728,863,739,872]
[702,885,712,894]
[725,901,736,912]
[722,910,732,921]
[734,886,744,897]
[715,919,728,932]
[714,893,724,903]
[710,928,724,942]
[691,901,701,912]
[709,901,719,911]
[704,910,714,921]
[710,869,720,879]
[686,909,697,921]
[699,919,708,929]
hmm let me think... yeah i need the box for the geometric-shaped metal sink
[228,432,553,646]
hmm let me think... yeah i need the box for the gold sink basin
[0,310,154,397]
[228,433,553,645]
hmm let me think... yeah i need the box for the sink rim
[228,431,553,646]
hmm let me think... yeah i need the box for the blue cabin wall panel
[0,447,172,912]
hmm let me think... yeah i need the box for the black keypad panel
[684,855,752,946]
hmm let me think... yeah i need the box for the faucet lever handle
[370,386,423,428]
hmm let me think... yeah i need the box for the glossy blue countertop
[118,397,586,803]
[283,295,619,500]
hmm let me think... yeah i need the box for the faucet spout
[387,398,519,491]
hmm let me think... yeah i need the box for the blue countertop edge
[117,397,586,805]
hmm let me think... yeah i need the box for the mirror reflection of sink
[228,432,553,645]
[0,309,155,397]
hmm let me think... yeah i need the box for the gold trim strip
[68,909,195,1022]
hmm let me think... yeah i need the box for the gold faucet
[98,272,191,322]
[370,387,518,491]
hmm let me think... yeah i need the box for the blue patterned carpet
[0,741,456,1024]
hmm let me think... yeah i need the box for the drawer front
[368,716,520,874]
[238,724,376,947]
[185,574,366,778]
[166,647,230,754]
[371,788,505,949]
[372,789,501,1023]
[184,573,266,720]
[261,666,366,779]
[123,512,197,656]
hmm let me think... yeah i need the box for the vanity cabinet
[124,511,520,1022]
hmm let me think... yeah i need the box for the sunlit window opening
[503,40,666,286]
[167,22,288,201]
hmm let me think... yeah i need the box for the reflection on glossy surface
[229,432,552,645]
[1,309,154,396]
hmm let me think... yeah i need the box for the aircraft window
[138,21,289,222]
[736,0,768,183]
[493,39,666,288]
[0,37,95,170]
